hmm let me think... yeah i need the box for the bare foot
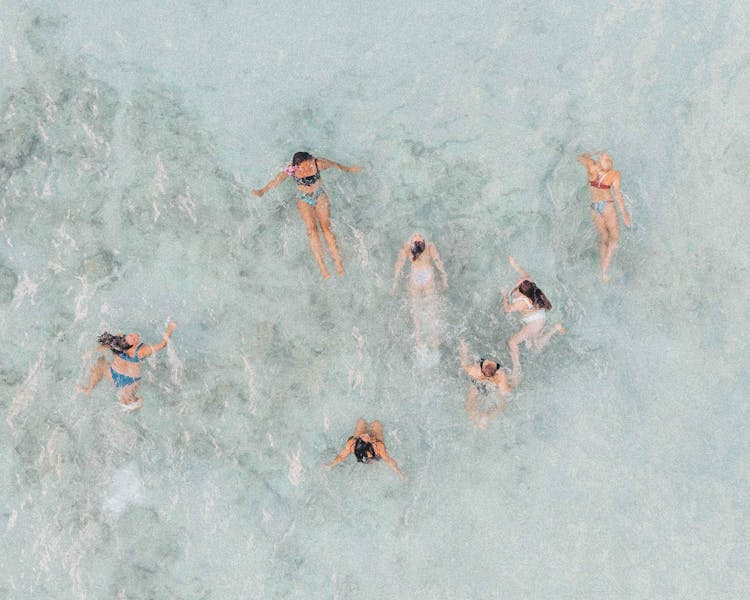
[321,269,331,279]
[335,260,344,276]
[121,398,143,412]
[76,384,91,395]
[556,324,566,335]
[602,271,611,283]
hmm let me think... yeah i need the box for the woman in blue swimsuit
[252,151,361,279]
[79,322,176,411]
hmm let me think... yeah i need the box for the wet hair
[518,280,552,310]
[97,332,132,354]
[292,151,314,166]
[353,437,377,463]
[410,239,426,261]
[479,358,500,376]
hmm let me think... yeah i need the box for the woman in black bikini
[324,418,404,479]
[252,151,361,278]
[577,151,631,282]
[459,340,512,429]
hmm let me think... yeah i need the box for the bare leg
[353,418,368,437]
[369,420,384,443]
[78,357,110,394]
[508,321,545,385]
[600,207,620,283]
[297,200,330,278]
[119,383,142,411]
[314,195,343,276]
[465,386,482,426]
[592,211,610,282]
[533,323,566,350]
[409,276,436,347]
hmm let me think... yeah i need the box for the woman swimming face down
[517,280,552,310]
[410,235,426,261]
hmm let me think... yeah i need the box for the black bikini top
[294,160,321,186]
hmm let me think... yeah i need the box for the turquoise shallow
[1,2,748,598]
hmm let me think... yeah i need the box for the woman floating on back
[78,322,176,411]
[502,256,564,384]
[252,151,361,279]
[577,151,631,282]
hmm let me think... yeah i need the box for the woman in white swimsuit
[502,256,564,384]
[391,233,448,345]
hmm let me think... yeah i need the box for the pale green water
[1,1,748,598]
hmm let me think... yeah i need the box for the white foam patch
[101,462,149,519]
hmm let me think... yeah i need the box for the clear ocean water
[1,1,748,598]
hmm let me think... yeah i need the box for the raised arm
[137,322,176,359]
[251,170,289,197]
[324,438,355,468]
[391,245,409,294]
[494,370,513,394]
[430,244,448,287]
[316,157,362,173]
[610,171,631,227]
[508,255,530,281]
[459,340,481,378]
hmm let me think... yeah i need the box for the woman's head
[518,280,552,310]
[97,332,133,354]
[480,358,500,377]
[354,437,376,463]
[409,234,426,261]
[292,151,314,166]
[598,153,613,171]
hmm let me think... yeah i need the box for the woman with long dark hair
[252,151,361,278]
[324,419,404,480]
[502,256,564,383]
[78,322,176,411]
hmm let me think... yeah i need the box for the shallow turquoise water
[1,1,748,598]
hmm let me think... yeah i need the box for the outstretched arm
[378,444,405,480]
[138,322,176,358]
[508,256,530,281]
[611,172,631,227]
[391,246,408,294]
[317,158,362,173]
[324,438,354,468]
[251,171,289,197]
[430,244,448,287]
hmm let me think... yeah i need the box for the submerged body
[459,340,512,429]
[391,234,448,347]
